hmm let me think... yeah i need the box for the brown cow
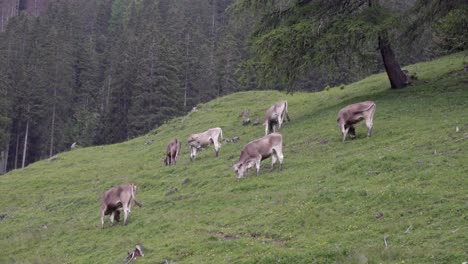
[100,183,142,229]
[265,100,290,135]
[187,127,223,161]
[164,139,181,166]
[233,133,284,179]
[337,101,376,142]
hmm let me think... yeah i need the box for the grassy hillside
[0,53,467,264]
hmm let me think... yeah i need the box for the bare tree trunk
[369,0,408,89]
[22,119,29,168]
[379,34,408,89]
[14,132,19,169]
[106,73,112,112]
[0,151,5,174]
[49,103,56,157]
[184,32,190,110]
[1,133,11,174]
[4,137,9,173]
[211,0,217,97]
[50,58,59,157]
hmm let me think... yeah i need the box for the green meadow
[0,53,466,263]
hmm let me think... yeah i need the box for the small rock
[239,111,249,118]
[242,118,251,126]
[182,178,191,185]
[166,187,178,196]
[375,212,384,220]
[252,118,261,126]
[232,136,240,143]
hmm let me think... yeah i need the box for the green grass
[0,52,467,263]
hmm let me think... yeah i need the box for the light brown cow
[233,133,284,179]
[187,127,223,161]
[337,101,376,142]
[265,100,290,135]
[164,139,181,166]
[100,183,142,229]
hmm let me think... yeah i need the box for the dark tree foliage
[0,0,244,171]
[232,0,466,92]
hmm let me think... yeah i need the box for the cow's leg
[341,124,350,142]
[349,125,356,139]
[110,211,116,226]
[366,120,373,137]
[270,154,277,172]
[100,209,105,229]
[174,149,179,164]
[277,116,283,130]
[128,200,133,214]
[123,204,130,225]
[190,147,196,161]
[255,159,261,176]
[213,137,221,157]
[265,121,271,135]
[365,114,374,138]
[276,149,284,172]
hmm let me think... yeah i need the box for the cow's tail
[219,128,223,140]
[284,101,290,122]
[362,101,376,112]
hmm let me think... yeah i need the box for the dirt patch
[209,231,240,241]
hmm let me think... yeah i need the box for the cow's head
[233,159,256,178]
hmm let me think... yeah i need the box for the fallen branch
[404,225,412,234]
[383,233,389,248]
[454,135,468,142]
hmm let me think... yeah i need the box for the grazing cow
[233,133,284,179]
[337,101,376,142]
[164,139,181,166]
[187,127,223,161]
[265,101,290,135]
[100,184,142,229]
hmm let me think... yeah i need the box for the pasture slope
[0,53,467,264]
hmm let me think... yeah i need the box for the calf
[337,101,376,142]
[187,127,223,161]
[100,183,142,229]
[164,139,181,166]
[265,101,290,135]
[233,133,284,179]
